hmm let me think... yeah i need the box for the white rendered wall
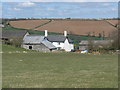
[52,39,74,52]
[64,39,74,52]
[52,42,64,49]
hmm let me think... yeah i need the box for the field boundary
[30,20,52,30]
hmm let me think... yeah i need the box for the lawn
[2,45,118,88]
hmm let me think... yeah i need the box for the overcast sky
[1,2,118,19]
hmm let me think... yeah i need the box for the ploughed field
[2,44,118,88]
[10,19,118,37]
[10,20,50,29]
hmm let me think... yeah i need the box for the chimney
[64,31,67,37]
[45,30,48,37]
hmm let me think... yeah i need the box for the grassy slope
[2,44,27,52]
[2,27,27,31]
[2,44,37,53]
[2,45,118,88]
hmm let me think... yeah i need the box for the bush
[8,37,22,47]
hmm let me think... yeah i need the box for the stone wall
[22,44,50,52]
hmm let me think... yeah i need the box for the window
[58,47,61,50]
[29,46,32,49]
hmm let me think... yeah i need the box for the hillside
[9,19,117,37]
[35,20,117,37]
[10,20,50,30]
[2,44,29,52]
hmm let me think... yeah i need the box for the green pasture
[2,44,118,88]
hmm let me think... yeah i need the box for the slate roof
[23,35,44,44]
[93,40,113,45]
[2,30,27,38]
[46,35,73,43]
[79,40,89,45]
[23,35,56,49]
[79,40,113,45]
[42,39,56,49]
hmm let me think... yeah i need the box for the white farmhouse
[44,30,74,52]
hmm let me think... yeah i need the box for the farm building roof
[79,40,113,45]
[23,35,56,49]
[2,30,28,38]
[23,35,45,44]
[42,39,56,49]
[46,35,73,43]
[79,40,89,45]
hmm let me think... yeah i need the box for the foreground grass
[2,50,118,88]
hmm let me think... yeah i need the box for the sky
[1,1,118,19]
[1,0,119,2]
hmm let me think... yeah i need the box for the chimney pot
[45,30,48,37]
[64,31,67,37]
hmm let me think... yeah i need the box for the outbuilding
[22,35,57,52]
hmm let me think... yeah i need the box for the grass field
[2,45,118,88]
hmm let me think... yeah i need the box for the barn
[1,30,29,44]
[22,35,57,52]
[79,40,113,50]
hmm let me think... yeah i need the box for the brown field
[9,19,117,37]
[10,20,50,29]
[35,20,117,37]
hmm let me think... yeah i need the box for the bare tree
[86,32,91,37]
[109,30,119,50]
[92,32,95,37]
[98,33,102,38]
[102,31,105,40]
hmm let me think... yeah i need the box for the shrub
[8,37,22,47]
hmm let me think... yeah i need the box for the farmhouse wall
[52,42,64,50]
[64,39,74,52]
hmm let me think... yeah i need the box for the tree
[98,33,102,38]
[109,30,120,50]
[102,31,105,40]
[92,32,95,37]
[9,37,23,47]
[86,32,91,37]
